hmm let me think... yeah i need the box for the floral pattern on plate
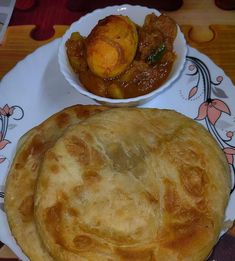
[0,104,24,165]
[186,56,235,192]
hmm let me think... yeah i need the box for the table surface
[0,0,235,260]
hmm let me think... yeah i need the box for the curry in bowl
[66,13,177,99]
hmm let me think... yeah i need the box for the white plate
[0,12,235,261]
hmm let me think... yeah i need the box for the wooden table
[0,0,235,260]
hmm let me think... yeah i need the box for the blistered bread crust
[4,105,109,261]
[35,108,231,261]
[86,15,138,78]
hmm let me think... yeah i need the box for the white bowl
[58,4,187,107]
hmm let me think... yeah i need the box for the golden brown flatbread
[4,105,108,261]
[34,108,231,261]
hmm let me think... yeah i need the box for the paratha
[4,105,108,261]
[34,108,231,261]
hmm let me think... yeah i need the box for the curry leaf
[147,44,166,64]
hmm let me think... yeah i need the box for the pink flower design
[188,86,198,99]
[223,148,235,165]
[0,132,10,150]
[0,157,6,164]
[216,76,223,83]
[195,99,231,125]
[226,131,234,139]
[188,64,195,71]
[0,104,14,117]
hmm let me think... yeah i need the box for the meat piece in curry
[66,13,177,99]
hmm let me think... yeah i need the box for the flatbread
[4,105,108,261]
[34,108,231,261]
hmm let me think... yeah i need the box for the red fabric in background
[215,0,235,10]
[10,0,83,40]
[9,0,235,40]
[9,0,183,40]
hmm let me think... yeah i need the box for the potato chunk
[86,15,138,78]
